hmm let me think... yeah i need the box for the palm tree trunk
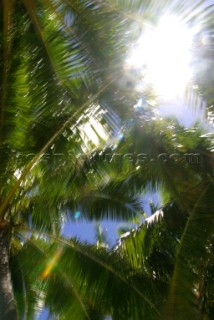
[0,228,18,320]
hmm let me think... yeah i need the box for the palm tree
[0,0,139,318]
[0,0,164,318]
[119,183,214,319]
[1,0,214,319]
[116,119,214,319]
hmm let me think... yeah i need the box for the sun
[126,15,194,98]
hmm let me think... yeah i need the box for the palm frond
[164,181,214,320]
[13,233,160,320]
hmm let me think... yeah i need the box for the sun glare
[126,16,194,98]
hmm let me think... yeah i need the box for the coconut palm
[0,0,140,318]
[116,119,214,320]
[0,0,214,319]
[119,181,214,319]
[70,117,213,319]
[0,0,166,318]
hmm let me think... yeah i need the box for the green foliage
[0,0,214,319]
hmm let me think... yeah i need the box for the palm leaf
[13,233,160,320]
[163,181,214,320]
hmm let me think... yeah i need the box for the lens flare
[126,15,195,98]
[41,248,63,279]
[74,211,81,220]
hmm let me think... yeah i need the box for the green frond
[12,234,160,320]
[164,181,214,319]
[10,237,45,320]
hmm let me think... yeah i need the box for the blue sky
[62,190,160,246]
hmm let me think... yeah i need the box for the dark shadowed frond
[11,233,161,320]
